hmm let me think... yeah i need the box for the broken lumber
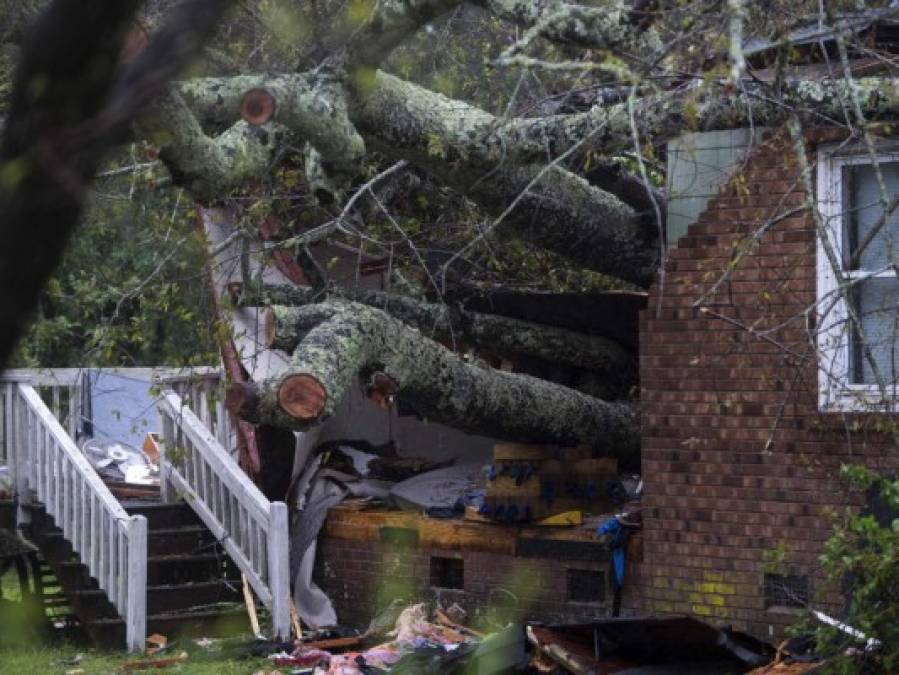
[120,652,188,671]
[228,301,639,454]
[242,573,261,637]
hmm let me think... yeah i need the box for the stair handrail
[3,379,147,652]
[156,388,290,640]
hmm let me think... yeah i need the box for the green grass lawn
[0,570,277,674]
[0,645,277,675]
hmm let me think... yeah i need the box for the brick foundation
[313,508,645,628]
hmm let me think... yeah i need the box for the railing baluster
[160,413,173,503]
[63,456,71,540]
[125,516,147,652]
[1,383,10,469]
[90,494,97,572]
[71,472,80,554]
[81,477,89,557]
[117,530,127,612]
[107,515,116,598]
[53,436,61,523]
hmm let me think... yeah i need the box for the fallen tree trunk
[234,283,634,376]
[227,301,639,454]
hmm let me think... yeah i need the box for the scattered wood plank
[493,443,549,461]
[242,573,261,637]
[435,608,486,639]
[301,636,362,651]
[119,651,188,671]
[289,597,303,640]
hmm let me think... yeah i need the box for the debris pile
[526,616,774,674]
[78,432,160,499]
[267,602,520,674]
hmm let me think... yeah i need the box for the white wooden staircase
[0,371,291,651]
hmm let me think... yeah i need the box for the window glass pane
[850,277,899,385]
[844,161,899,270]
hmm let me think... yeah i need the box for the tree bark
[236,284,634,375]
[352,71,659,285]
[229,301,639,453]
[269,297,633,374]
[169,71,661,285]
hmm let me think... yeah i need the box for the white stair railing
[157,389,290,639]
[1,376,147,652]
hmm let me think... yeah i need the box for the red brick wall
[313,534,644,628]
[637,127,899,639]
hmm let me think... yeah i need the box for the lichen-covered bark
[482,0,658,56]
[246,285,634,375]
[243,301,639,453]
[175,71,364,178]
[177,72,899,175]
[140,91,283,199]
[173,72,658,284]
[159,71,899,284]
[352,72,658,285]
[342,0,657,69]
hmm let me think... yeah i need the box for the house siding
[637,126,899,639]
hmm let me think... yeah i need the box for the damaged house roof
[744,5,899,73]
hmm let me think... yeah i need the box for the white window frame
[816,143,899,411]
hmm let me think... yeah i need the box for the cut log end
[278,374,327,420]
[240,88,276,126]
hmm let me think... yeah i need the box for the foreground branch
[228,301,638,453]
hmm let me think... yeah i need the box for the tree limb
[259,289,633,376]
[228,301,639,453]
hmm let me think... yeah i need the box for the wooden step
[36,525,215,558]
[53,552,237,589]
[23,498,251,649]
[69,580,242,622]
[120,502,202,530]
[84,607,250,648]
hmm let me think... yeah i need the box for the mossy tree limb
[262,292,634,377]
[138,91,284,199]
[229,301,639,453]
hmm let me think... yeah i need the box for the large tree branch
[350,71,658,284]
[158,72,899,286]
[483,0,659,57]
[141,91,284,199]
[166,70,661,284]
[228,301,638,453]
[343,0,659,69]
[252,287,633,375]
